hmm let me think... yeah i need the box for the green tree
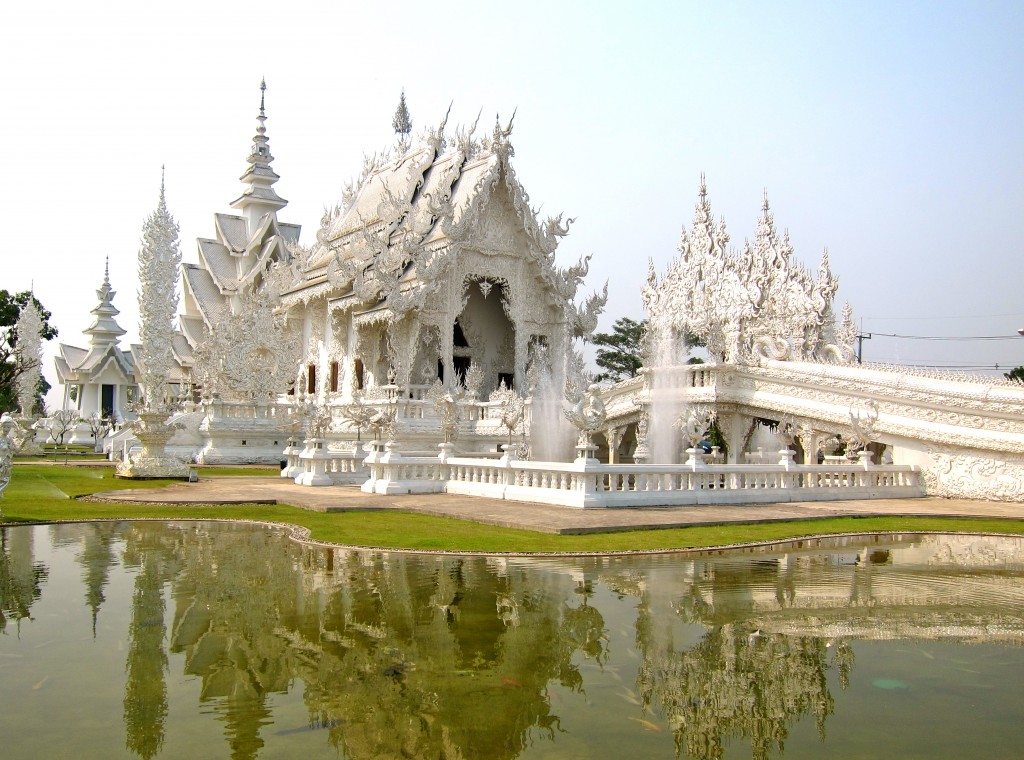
[1005,366,1024,383]
[591,317,647,382]
[591,318,705,382]
[0,290,58,413]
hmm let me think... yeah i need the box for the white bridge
[596,360,1024,502]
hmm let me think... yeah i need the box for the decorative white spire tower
[119,171,190,478]
[137,170,181,411]
[231,79,288,231]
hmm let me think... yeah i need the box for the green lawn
[3,464,1024,553]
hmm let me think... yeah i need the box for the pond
[2,521,1023,759]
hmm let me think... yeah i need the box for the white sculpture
[15,296,43,418]
[117,175,190,479]
[564,386,607,453]
[426,380,465,444]
[0,414,14,501]
[191,280,301,403]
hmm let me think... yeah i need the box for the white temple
[53,83,1024,503]
[166,83,605,464]
[53,261,139,437]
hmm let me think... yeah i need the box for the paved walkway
[90,476,1024,535]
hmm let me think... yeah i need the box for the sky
[3,0,1023,407]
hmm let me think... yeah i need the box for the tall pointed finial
[392,89,412,138]
[231,79,287,220]
[104,256,110,287]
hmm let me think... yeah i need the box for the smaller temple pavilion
[53,261,139,439]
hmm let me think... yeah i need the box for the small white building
[53,262,140,441]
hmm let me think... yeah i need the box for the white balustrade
[345,447,924,507]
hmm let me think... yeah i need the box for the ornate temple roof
[54,262,136,385]
[177,82,300,344]
[284,111,605,335]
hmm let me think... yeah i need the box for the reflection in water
[2,524,1024,759]
[0,526,47,634]
[123,526,174,760]
[78,522,120,637]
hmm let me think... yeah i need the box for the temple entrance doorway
[457,277,515,395]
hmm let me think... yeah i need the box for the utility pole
[855,333,872,364]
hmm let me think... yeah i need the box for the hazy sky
[4,0,1023,405]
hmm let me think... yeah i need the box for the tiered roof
[54,261,136,385]
[285,112,602,333]
[177,81,300,364]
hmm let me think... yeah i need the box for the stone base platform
[88,476,1024,536]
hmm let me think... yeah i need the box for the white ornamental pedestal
[116,411,191,479]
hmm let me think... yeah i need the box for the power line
[863,313,1024,320]
[870,332,1020,341]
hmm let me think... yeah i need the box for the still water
[2,521,1023,759]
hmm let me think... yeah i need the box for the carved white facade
[282,111,606,403]
[643,178,854,366]
[172,85,605,463]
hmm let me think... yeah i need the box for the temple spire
[84,258,126,349]
[231,79,287,228]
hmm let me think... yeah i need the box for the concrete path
[90,476,1024,535]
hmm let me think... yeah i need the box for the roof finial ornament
[231,79,287,218]
[393,89,412,154]
[158,165,168,212]
[492,109,517,158]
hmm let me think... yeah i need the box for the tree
[591,317,647,383]
[591,318,706,382]
[45,409,80,447]
[0,290,57,414]
[1005,366,1024,383]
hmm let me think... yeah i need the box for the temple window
[307,364,317,394]
[330,362,339,393]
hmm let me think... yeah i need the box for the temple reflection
[6,522,1024,759]
[0,524,48,634]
